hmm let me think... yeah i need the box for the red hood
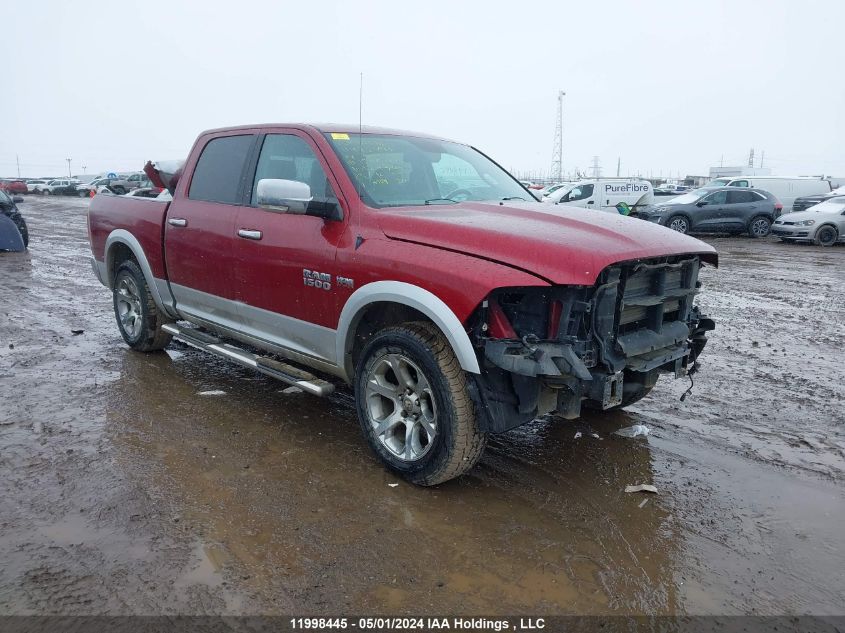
[377,202,718,285]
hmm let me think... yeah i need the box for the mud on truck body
[88,124,716,485]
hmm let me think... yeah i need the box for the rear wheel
[355,322,487,486]
[815,225,839,247]
[78,189,88,198]
[42,189,51,196]
[748,215,772,238]
[112,260,172,351]
[112,186,126,195]
[667,215,690,234]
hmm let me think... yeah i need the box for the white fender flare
[336,281,481,380]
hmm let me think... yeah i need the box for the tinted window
[727,190,755,204]
[251,134,336,204]
[703,190,727,205]
[189,135,254,204]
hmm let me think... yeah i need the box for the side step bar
[161,324,335,397]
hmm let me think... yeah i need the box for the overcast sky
[3,0,843,179]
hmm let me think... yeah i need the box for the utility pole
[550,91,565,182]
[82,164,87,174]
[16,155,20,178]
[66,158,72,177]
[760,151,764,169]
[748,148,755,168]
[616,157,621,177]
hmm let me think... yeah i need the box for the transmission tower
[590,155,601,178]
[550,91,565,181]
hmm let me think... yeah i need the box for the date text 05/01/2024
[289,618,545,630]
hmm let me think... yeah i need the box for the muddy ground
[0,196,843,616]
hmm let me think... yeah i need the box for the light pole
[66,158,72,177]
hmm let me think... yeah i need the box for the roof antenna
[356,72,364,200]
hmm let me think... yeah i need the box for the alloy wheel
[364,353,437,462]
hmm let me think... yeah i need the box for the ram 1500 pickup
[88,124,717,485]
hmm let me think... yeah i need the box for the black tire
[78,189,88,198]
[748,215,772,238]
[42,189,51,196]
[13,217,29,248]
[666,215,690,234]
[354,321,487,486]
[112,186,126,195]
[814,225,839,247]
[112,259,172,351]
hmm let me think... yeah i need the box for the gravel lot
[1,196,843,616]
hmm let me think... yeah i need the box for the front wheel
[112,260,172,351]
[748,215,772,238]
[667,215,690,234]
[42,189,51,196]
[815,225,839,247]
[354,322,487,486]
[78,189,88,198]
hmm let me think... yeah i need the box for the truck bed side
[88,195,170,283]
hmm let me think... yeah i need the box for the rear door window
[727,191,755,204]
[189,135,255,204]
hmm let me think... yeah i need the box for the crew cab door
[164,132,257,331]
[232,131,348,364]
[692,190,728,230]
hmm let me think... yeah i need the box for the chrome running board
[161,323,335,397]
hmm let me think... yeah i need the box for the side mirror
[12,196,23,203]
[696,201,707,207]
[256,178,342,221]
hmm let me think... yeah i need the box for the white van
[703,176,831,211]
[543,178,654,214]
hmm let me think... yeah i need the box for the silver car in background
[772,196,845,246]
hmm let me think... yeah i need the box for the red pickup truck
[88,123,716,485]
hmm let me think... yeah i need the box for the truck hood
[377,201,718,285]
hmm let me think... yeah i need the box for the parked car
[655,183,690,196]
[637,187,781,237]
[0,189,29,248]
[701,176,831,212]
[108,172,149,194]
[791,186,845,212]
[42,179,81,196]
[543,178,654,214]
[26,179,51,193]
[772,196,845,246]
[1,179,29,194]
[76,176,120,197]
[88,123,717,486]
[537,182,571,199]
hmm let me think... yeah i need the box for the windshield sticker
[331,133,350,140]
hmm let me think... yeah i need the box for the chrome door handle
[238,229,262,240]
[168,218,187,227]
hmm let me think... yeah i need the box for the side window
[568,184,594,201]
[730,180,749,187]
[704,190,728,205]
[189,135,254,204]
[727,190,754,204]
[251,134,336,205]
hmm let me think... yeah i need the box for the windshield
[0,190,11,205]
[324,133,530,208]
[816,196,845,209]
[662,190,707,205]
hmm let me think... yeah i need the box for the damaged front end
[469,256,715,433]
